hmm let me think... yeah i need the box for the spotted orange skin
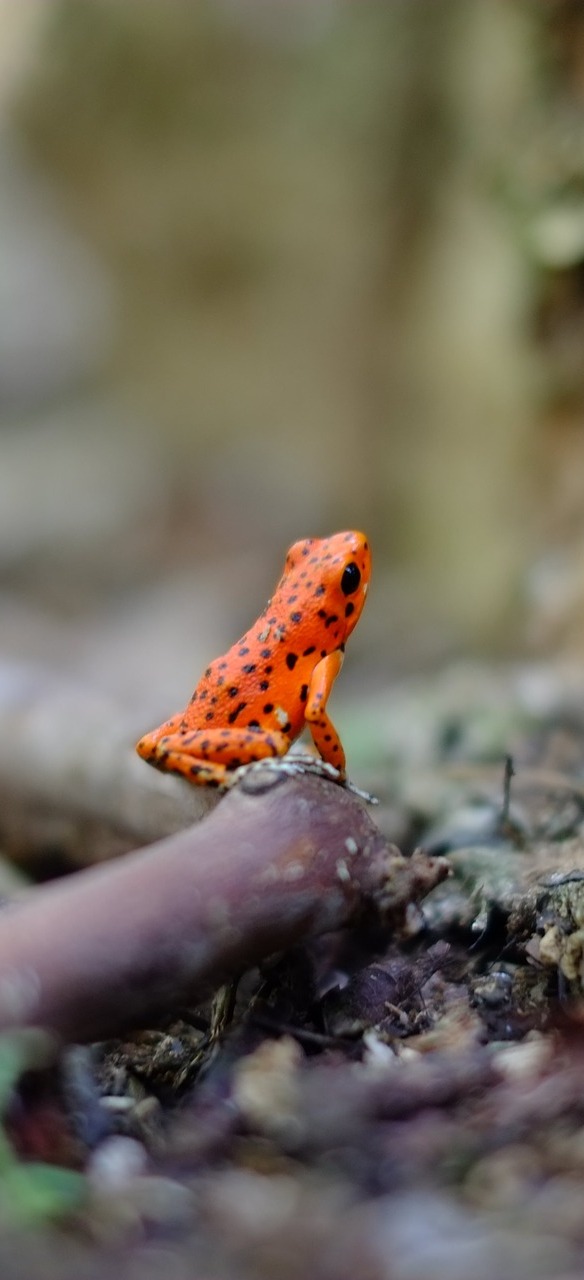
[136,531,371,788]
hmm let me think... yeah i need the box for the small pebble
[88,1136,148,1189]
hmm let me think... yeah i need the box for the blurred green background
[1,0,583,723]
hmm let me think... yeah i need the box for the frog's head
[283,530,371,647]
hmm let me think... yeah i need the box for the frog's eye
[341,562,361,595]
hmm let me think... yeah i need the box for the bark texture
[0,768,448,1042]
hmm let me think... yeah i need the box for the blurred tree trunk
[360,0,538,642]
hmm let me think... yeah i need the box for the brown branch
[0,661,213,854]
[0,769,448,1043]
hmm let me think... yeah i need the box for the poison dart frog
[136,530,371,789]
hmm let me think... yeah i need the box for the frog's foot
[232,753,378,804]
[136,724,291,789]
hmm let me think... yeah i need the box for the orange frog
[136,530,371,789]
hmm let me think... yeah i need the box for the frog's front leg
[136,725,291,788]
[304,649,346,776]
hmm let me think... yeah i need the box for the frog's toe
[136,731,162,762]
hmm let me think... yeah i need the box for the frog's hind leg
[136,725,291,788]
[136,711,187,764]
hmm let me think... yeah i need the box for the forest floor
[0,660,583,1279]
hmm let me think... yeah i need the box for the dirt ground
[1,661,584,1279]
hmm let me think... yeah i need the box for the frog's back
[181,530,371,741]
